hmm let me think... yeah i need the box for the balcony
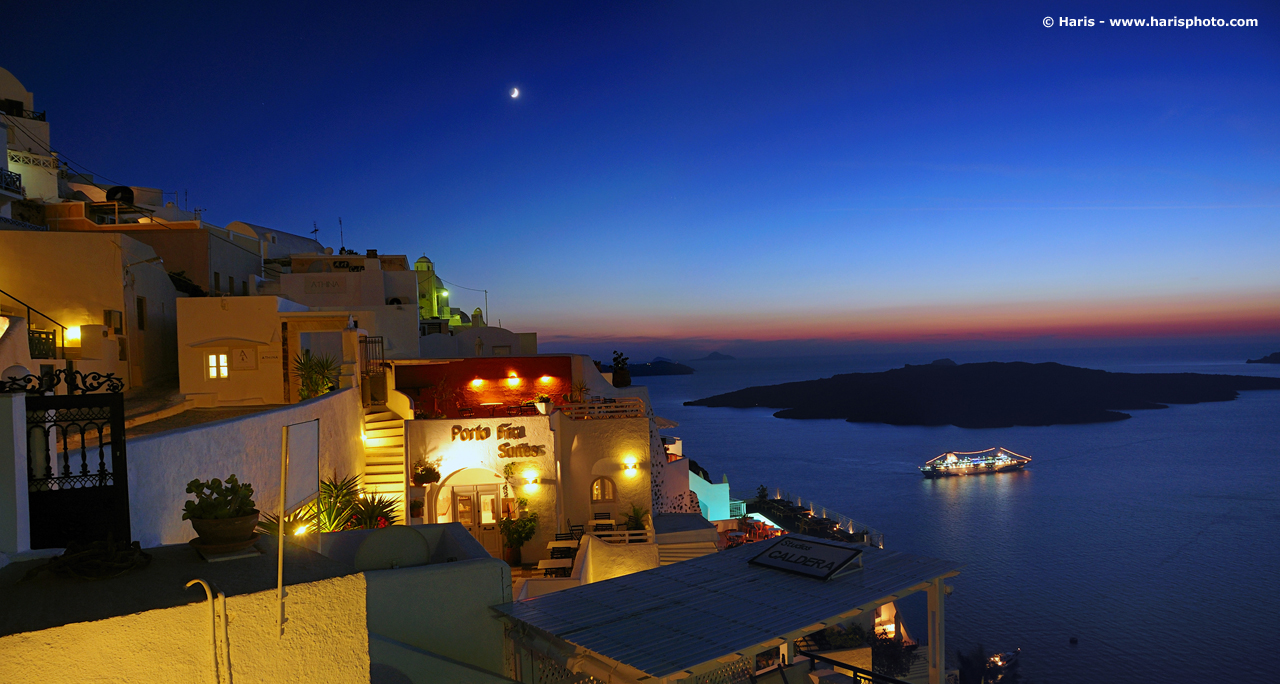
[0,168,22,199]
[1,107,46,121]
[558,396,646,420]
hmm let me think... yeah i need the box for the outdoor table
[536,558,573,569]
[480,402,502,416]
[547,540,579,549]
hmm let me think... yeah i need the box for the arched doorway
[436,467,507,557]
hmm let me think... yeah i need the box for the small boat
[920,447,1030,478]
[988,648,1020,681]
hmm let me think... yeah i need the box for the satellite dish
[353,527,431,571]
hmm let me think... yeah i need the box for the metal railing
[2,108,46,121]
[0,168,22,196]
[360,335,385,376]
[28,329,56,359]
[795,649,914,684]
[0,288,65,359]
[559,397,645,420]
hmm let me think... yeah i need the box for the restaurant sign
[451,423,547,458]
[748,537,862,581]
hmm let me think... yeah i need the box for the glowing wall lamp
[507,372,521,387]
[65,326,82,343]
[623,455,638,477]
[471,378,485,388]
[538,375,553,383]
[522,468,540,493]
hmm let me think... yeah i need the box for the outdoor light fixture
[522,468,540,492]
[538,375,552,383]
[294,523,310,536]
[471,378,484,387]
[507,373,521,387]
[624,455,638,477]
[65,326,81,342]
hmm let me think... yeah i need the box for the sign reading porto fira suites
[451,423,547,458]
[749,537,862,581]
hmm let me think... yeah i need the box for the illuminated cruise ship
[920,447,1031,478]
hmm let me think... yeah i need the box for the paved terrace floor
[126,406,282,439]
[0,540,353,638]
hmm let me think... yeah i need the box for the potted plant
[623,503,649,532]
[534,394,553,415]
[611,350,631,388]
[411,458,442,487]
[498,502,539,566]
[183,475,259,549]
[409,498,425,521]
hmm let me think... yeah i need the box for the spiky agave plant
[292,349,341,400]
[351,493,400,529]
[257,473,363,536]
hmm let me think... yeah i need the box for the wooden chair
[506,405,522,416]
[554,532,575,541]
[569,525,585,541]
[457,404,475,417]
[593,512,611,520]
[550,547,575,560]
[593,523,614,532]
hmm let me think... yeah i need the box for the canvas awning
[654,416,679,429]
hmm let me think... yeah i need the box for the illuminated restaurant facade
[395,355,688,560]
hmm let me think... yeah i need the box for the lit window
[207,353,228,379]
[590,477,615,503]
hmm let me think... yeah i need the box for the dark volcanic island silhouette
[684,361,1280,428]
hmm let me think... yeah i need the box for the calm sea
[640,348,1280,683]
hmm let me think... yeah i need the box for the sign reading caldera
[451,423,546,459]
[748,537,862,581]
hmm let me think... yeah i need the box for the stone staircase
[362,403,407,519]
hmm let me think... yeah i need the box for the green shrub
[499,509,539,549]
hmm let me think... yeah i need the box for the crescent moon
[510,88,519,98]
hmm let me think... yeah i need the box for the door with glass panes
[452,484,502,557]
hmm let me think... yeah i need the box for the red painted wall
[395,356,573,417]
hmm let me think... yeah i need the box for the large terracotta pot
[503,545,521,567]
[190,510,260,545]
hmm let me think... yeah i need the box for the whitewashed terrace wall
[0,574,369,683]
[129,387,364,547]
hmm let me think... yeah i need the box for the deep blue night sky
[3,1,1277,355]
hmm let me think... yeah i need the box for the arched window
[590,477,616,503]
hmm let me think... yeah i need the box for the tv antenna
[339,217,345,251]
[311,221,320,240]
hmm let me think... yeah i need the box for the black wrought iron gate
[25,391,131,549]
